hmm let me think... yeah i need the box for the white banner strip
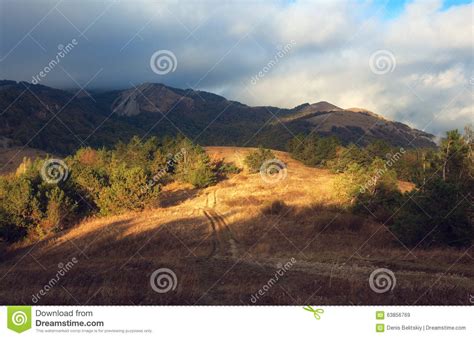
[0,306,472,337]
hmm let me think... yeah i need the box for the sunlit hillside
[0,147,471,305]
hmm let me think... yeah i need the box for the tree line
[287,126,473,247]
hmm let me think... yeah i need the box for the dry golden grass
[0,147,472,305]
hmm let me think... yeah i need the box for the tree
[365,139,391,159]
[288,134,340,167]
[244,146,275,173]
[327,143,371,172]
[174,138,217,188]
[97,164,160,215]
[390,126,473,247]
[439,129,469,182]
[391,179,472,247]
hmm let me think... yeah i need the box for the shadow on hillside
[159,187,200,208]
[0,201,472,306]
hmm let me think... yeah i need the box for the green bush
[217,162,241,175]
[97,164,160,215]
[389,129,473,247]
[0,175,43,229]
[0,208,27,242]
[353,185,402,224]
[244,146,275,173]
[391,179,472,247]
[326,143,371,172]
[44,186,77,229]
[0,158,80,241]
[288,134,340,167]
[174,140,217,188]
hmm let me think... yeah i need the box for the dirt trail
[202,190,239,258]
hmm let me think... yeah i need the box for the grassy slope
[0,147,472,305]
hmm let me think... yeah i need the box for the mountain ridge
[0,80,436,154]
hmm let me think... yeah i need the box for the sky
[0,0,472,136]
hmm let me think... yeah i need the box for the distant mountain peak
[284,101,342,121]
[308,101,343,112]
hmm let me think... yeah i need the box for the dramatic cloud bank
[0,0,472,135]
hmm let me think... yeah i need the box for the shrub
[174,141,216,188]
[43,186,77,230]
[353,185,402,224]
[326,144,371,172]
[70,164,107,207]
[244,147,275,173]
[288,134,340,167]
[217,161,241,175]
[97,164,160,215]
[185,165,216,188]
[333,158,399,204]
[391,179,472,247]
[0,208,27,242]
[113,136,159,172]
[0,175,43,229]
[0,158,81,241]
